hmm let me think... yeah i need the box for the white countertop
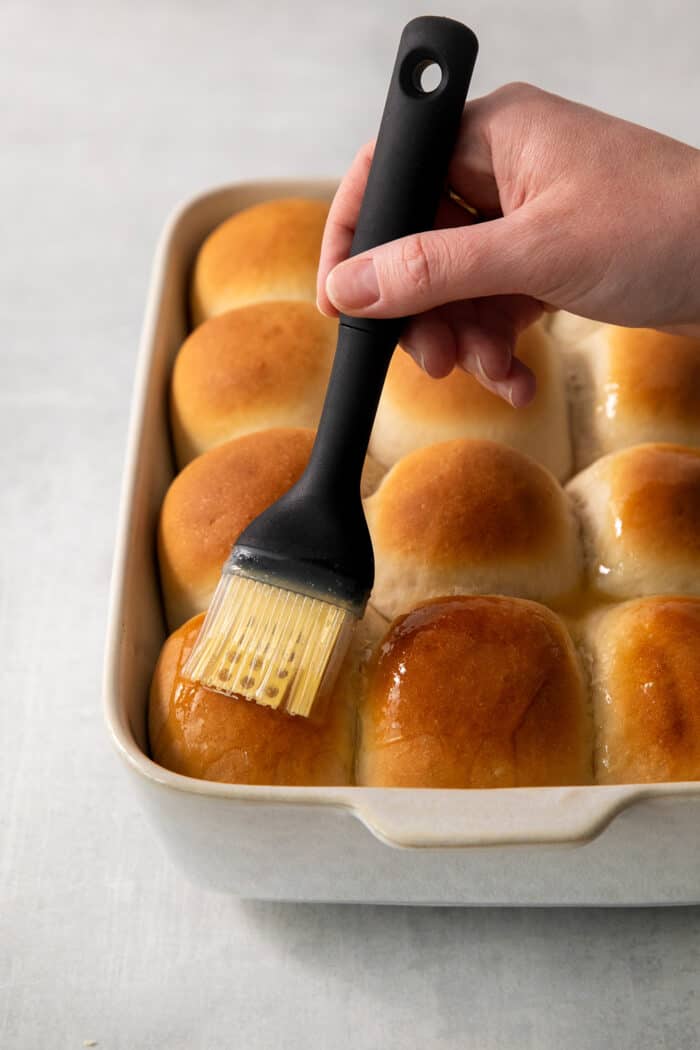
[3,1,700,1046]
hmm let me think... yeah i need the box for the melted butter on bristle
[182,573,354,718]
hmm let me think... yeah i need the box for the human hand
[317,83,700,405]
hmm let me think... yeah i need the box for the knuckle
[492,82,549,121]
[497,80,538,101]
[398,233,438,295]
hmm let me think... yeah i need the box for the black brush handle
[309,16,479,489]
[349,17,479,263]
[235,18,478,610]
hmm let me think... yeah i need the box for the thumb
[325,209,543,319]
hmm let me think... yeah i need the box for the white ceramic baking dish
[104,179,700,905]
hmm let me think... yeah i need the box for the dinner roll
[569,326,700,469]
[149,606,386,786]
[567,443,700,600]
[159,427,382,629]
[357,595,592,788]
[170,301,337,466]
[365,439,582,620]
[370,323,572,480]
[159,428,313,630]
[191,198,329,324]
[582,597,700,783]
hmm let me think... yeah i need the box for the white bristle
[182,572,355,717]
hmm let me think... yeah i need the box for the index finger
[316,140,375,317]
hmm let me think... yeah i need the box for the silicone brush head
[183,570,356,717]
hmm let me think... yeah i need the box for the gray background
[3,1,700,1047]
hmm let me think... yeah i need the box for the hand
[317,83,700,405]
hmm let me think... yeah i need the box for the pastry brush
[184,16,479,716]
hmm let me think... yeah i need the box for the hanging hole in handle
[412,59,443,95]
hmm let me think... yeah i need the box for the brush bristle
[182,572,356,717]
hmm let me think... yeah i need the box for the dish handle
[350,783,692,849]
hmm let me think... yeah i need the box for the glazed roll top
[190,197,329,323]
[149,607,386,786]
[567,443,700,599]
[370,322,572,480]
[569,325,700,468]
[365,438,582,620]
[583,597,700,783]
[170,301,337,467]
[357,596,592,788]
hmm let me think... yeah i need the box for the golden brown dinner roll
[370,323,572,480]
[357,595,592,788]
[149,606,386,786]
[582,597,700,783]
[159,428,314,630]
[170,301,337,467]
[159,427,382,629]
[365,438,583,620]
[567,443,700,600]
[569,325,700,469]
[191,198,329,324]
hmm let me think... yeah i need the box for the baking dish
[103,179,700,905]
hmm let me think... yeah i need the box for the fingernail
[476,354,503,384]
[474,357,513,405]
[402,342,423,371]
[315,294,334,318]
[475,352,510,383]
[326,258,380,310]
[474,354,492,381]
